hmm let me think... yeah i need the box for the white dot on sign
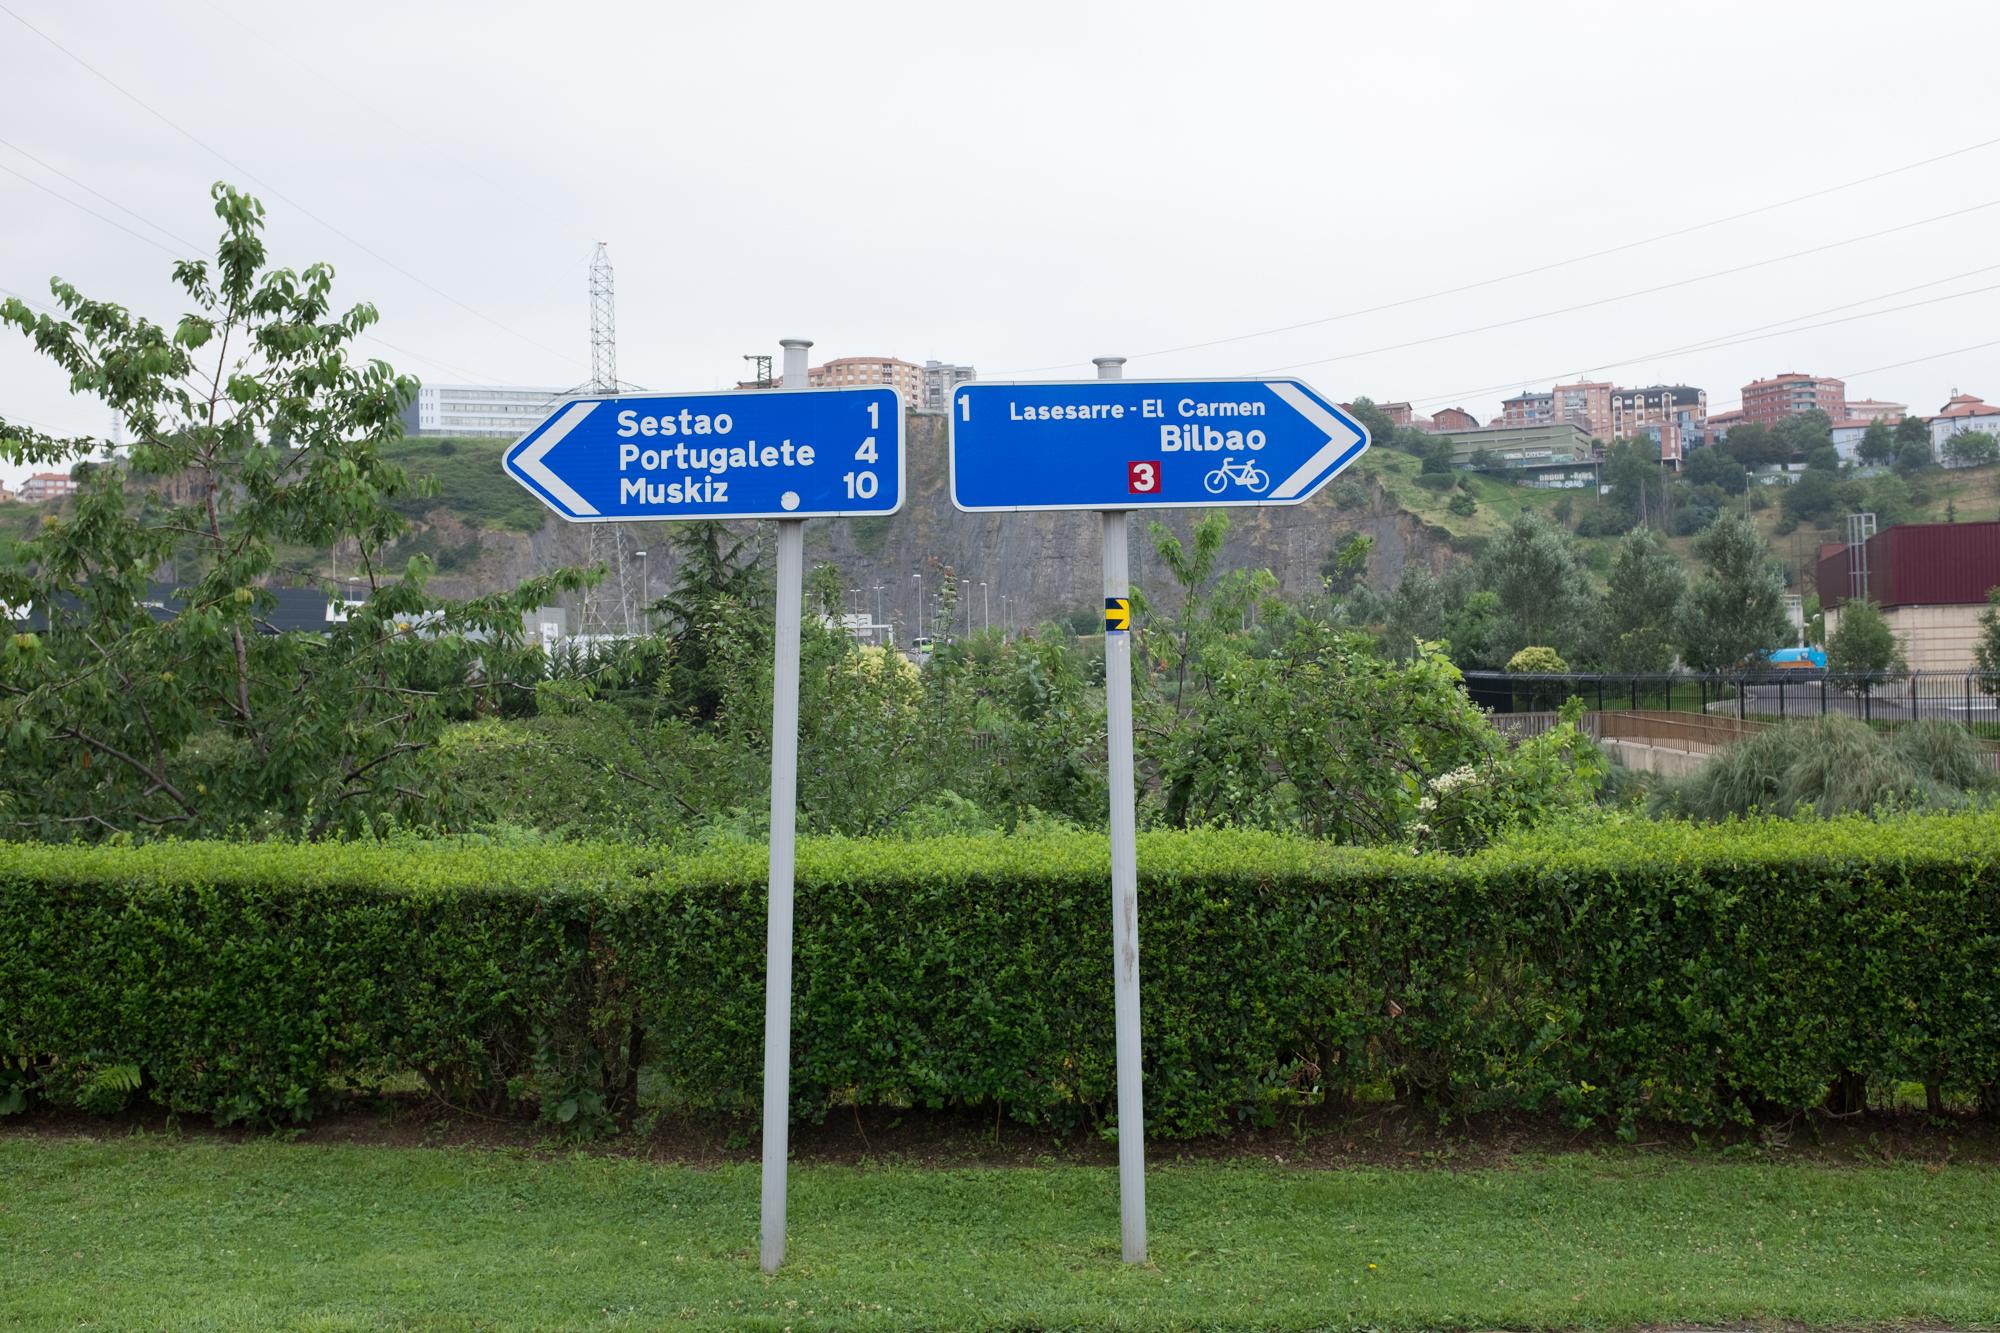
[780,491,800,511]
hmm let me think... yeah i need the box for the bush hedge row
[4,816,1998,1134]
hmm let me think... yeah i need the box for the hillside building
[1610,384,1707,463]
[17,472,77,503]
[402,385,568,438]
[920,360,977,415]
[796,355,926,406]
[1819,520,2000,671]
[1846,398,1906,423]
[1438,421,1598,488]
[1928,391,2000,461]
[1741,372,1846,426]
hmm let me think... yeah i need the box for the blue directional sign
[949,378,1367,513]
[503,387,903,522]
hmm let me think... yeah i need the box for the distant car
[1766,646,1827,672]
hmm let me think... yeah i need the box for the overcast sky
[5,0,2000,488]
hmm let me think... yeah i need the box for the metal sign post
[500,338,905,1275]
[1093,355,1148,1265]
[947,362,1367,1265]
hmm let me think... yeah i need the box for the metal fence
[1464,670,2000,729]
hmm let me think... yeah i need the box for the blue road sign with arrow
[503,387,903,523]
[948,378,1367,513]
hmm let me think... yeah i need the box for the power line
[1,155,509,383]
[994,131,2000,375]
[1403,264,2000,411]
[0,1,586,372]
[1253,196,2000,376]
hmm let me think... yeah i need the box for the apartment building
[1845,398,1906,424]
[920,360,977,415]
[1741,372,1846,427]
[1499,390,1554,426]
[1610,385,1707,463]
[17,471,77,503]
[1551,381,1615,438]
[1429,406,1480,432]
[1929,392,2000,459]
[797,355,925,406]
[401,385,568,438]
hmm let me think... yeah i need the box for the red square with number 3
[1127,460,1161,494]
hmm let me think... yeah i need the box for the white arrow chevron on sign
[1265,381,1362,500]
[515,401,601,516]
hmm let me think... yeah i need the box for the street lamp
[871,584,884,629]
[912,573,923,641]
[979,581,990,635]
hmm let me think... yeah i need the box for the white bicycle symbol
[1203,457,1269,495]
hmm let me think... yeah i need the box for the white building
[920,360,976,415]
[17,471,77,503]
[401,385,569,438]
[1929,392,2000,466]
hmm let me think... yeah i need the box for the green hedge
[4,818,1998,1134]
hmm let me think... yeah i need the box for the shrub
[6,821,2000,1136]
[1654,715,1990,821]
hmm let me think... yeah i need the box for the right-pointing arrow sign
[949,376,1369,513]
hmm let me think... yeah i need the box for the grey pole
[981,581,990,635]
[760,336,812,1274]
[1094,353,1147,1265]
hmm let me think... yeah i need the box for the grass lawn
[3,1136,1997,1330]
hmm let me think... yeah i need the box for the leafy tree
[1602,439,1660,525]
[1894,419,1933,475]
[1803,444,1842,473]
[1476,511,1600,665]
[1679,513,1789,672]
[1551,493,1575,528]
[0,184,582,839]
[1780,467,1841,525]
[1419,437,1456,474]
[1684,445,1746,494]
[1447,491,1477,517]
[656,521,768,720]
[1770,409,1833,460]
[1943,429,2000,469]
[1344,396,1398,448]
[1826,598,1906,697]
[1723,422,1782,469]
[1505,645,1568,674]
[1857,419,1895,466]
[1974,588,2000,696]
[1602,528,1686,672]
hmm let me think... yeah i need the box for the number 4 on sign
[1127,460,1160,494]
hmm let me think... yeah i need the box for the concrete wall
[1824,601,1986,672]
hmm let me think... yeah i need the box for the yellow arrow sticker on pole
[1104,597,1131,633]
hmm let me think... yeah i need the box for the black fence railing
[1463,670,2000,730]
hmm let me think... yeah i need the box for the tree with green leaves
[1943,429,2000,469]
[1974,588,2000,696]
[1678,513,1790,672]
[656,521,768,720]
[1857,419,1895,466]
[1602,527,1687,672]
[1477,511,1601,666]
[1894,418,1933,474]
[0,184,583,839]
[1684,445,1747,494]
[1826,597,1907,697]
[1770,409,1833,460]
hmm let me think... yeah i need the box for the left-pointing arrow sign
[501,386,905,523]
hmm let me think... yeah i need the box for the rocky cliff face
[423,415,1458,630]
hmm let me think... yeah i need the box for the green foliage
[1655,716,1993,821]
[1679,514,1790,672]
[1505,645,1567,674]
[1781,466,1841,524]
[1857,418,1895,466]
[1602,528,1686,673]
[8,815,2000,1135]
[1975,587,2000,695]
[0,184,586,839]
[1825,598,1907,693]
[1684,445,1747,494]
[1475,511,1600,666]
[1770,408,1833,460]
[380,436,549,533]
[1446,490,1477,517]
[1943,429,2000,469]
